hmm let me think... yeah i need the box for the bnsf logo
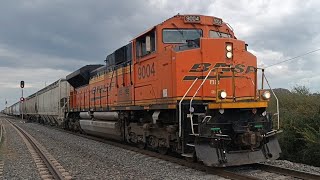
[184,62,255,80]
[189,63,255,73]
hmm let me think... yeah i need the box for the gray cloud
[0,0,210,69]
[1,0,320,109]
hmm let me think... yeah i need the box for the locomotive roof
[132,14,225,40]
[66,64,103,88]
[90,65,106,77]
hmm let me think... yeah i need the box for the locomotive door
[133,29,158,104]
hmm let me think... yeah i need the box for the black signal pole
[20,81,24,120]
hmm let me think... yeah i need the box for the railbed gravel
[15,120,227,180]
[263,160,320,175]
[0,118,41,179]
[226,157,320,179]
[228,166,296,180]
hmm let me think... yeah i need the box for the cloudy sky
[1,0,320,109]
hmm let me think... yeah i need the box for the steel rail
[0,124,3,144]
[7,119,65,180]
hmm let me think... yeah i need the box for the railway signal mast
[20,81,24,120]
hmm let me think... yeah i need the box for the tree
[292,86,310,95]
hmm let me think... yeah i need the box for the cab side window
[136,30,156,58]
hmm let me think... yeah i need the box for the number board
[137,62,156,79]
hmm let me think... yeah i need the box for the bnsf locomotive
[5,14,281,167]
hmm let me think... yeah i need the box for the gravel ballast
[263,160,320,175]
[16,120,226,180]
[0,118,41,179]
[7,117,320,179]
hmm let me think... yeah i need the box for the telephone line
[264,48,320,69]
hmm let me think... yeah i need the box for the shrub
[268,86,320,166]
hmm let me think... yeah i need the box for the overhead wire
[263,48,320,69]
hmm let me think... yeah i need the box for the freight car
[6,102,21,117]
[64,14,282,167]
[2,107,10,115]
[21,79,70,125]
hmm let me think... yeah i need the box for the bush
[268,86,320,167]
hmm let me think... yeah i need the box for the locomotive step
[181,153,194,158]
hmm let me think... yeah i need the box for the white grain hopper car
[23,79,70,126]
[12,102,20,116]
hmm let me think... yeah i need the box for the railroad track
[7,117,320,180]
[6,119,72,180]
[0,123,3,144]
[0,123,4,178]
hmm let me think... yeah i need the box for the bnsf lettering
[138,63,155,79]
[189,63,211,72]
[183,62,256,80]
[245,66,256,73]
[189,63,255,73]
[214,63,230,72]
[235,64,245,73]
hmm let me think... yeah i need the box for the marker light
[220,91,227,99]
[226,52,233,59]
[226,45,232,51]
[262,91,271,100]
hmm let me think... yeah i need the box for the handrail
[179,78,198,137]
[263,73,280,130]
[189,68,215,113]
[189,66,235,110]
[188,68,217,135]
[179,66,277,137]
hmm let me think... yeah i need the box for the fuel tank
[79,119,122,140]
[93,112,118,121]
[79,112,91,119]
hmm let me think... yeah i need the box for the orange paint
[70,14,261,110]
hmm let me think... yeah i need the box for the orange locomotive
[66,14,281,167]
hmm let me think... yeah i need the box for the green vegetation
[268,86,320,166]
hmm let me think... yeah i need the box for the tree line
[268,86,320,166]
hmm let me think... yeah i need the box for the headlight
[220,91,227,99]
[226,52,233,58]
[226,45,232,51]
[262,91,271,100]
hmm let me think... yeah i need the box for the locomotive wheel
[137,141,146,149]
[158,147,169,155]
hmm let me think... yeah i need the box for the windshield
[163,29,202,43]
[209,30,231,38]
